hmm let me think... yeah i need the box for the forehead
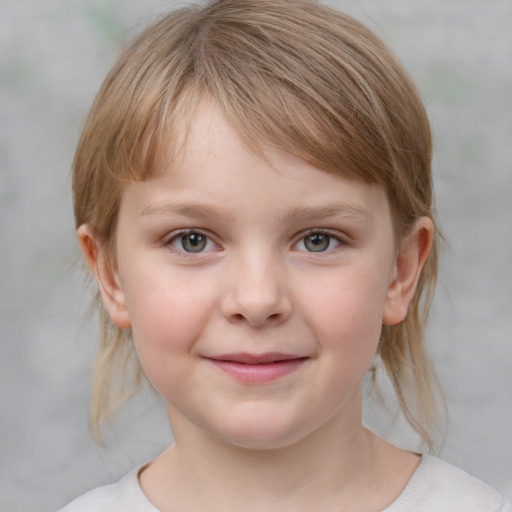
[122,101,392,228]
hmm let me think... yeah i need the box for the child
[60,0,511,510]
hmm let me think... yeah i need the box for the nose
[220,250,292,327]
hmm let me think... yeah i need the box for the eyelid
[297,228,346,242]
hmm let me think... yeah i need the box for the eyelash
[164,229,346,254]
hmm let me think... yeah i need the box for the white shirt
[58,455,512,511]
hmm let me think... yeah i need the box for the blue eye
[295,232,341,252]
[169,231,217,253]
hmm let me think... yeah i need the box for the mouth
[205,353,308,383]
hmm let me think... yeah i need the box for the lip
[206,353,308,383]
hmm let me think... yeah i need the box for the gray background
[1,1,511,510]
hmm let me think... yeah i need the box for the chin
[212,415,313,451]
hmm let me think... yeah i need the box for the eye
[168,230,218,253]
[294,232,342,253]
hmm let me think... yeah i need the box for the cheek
[300,265,388,356]
[122,268,216,388]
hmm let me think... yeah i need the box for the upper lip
[206,352,306,364]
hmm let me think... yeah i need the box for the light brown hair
[73,0,443,445]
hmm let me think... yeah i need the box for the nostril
[230,311,282,325]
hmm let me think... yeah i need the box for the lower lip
[208,358,307,383]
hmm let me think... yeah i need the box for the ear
[382,217,434,326]
[77,224,132,329]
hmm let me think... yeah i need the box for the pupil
[305,234,329,252]
[182,233,206,252]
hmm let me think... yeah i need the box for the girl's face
[88,102,428,450]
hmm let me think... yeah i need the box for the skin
[79,101,433,511]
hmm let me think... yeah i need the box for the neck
[179,414,371,499]
[138,397,415,512]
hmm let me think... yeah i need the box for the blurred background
[1,0,511,510]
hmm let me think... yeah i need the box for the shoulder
[57,465,158,512]
[387,455,512,512]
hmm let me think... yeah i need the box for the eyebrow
[140,201,371,223]
[140,201,237,221]
[280,203,372,223]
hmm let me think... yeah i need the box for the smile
[206,353,308,383]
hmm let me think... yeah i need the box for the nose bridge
[222,244,291,326]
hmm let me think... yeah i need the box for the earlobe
[77,224,132,329]
[382,217,434,326]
